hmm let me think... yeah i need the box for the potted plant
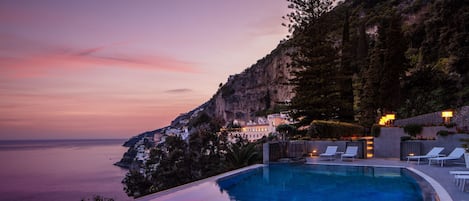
[462,138,469,168]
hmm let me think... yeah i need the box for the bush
[403,124,423,137]
[444,122,456,128]
[436,130,454,136]
[400,136,412,141]
[309,120,364,139]
[371,124,381,137]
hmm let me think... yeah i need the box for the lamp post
[385,114,395,126]
[441,110,453,125]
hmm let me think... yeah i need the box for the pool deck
[137,158,468,201]
[307,157,468,201]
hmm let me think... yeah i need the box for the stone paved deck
[307,157,468,201]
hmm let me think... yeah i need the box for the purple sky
[0,0,290,139]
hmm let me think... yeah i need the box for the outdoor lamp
[441,110,453,124]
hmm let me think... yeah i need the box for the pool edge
[307,161,452,201]
[406,167,453,201]
[136,164,265,201]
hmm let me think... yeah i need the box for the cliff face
[169,44,295,127]
[209,45,295,123]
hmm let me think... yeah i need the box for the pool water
[217,164,423,201]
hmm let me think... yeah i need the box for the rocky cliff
[169,43,295,127]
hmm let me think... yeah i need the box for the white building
[227,113,293,142]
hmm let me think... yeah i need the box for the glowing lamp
[378,116,388,126]
[408,153,414,156]
[441,111,453,118]
[385,114,395,120]
[442,110,453,124]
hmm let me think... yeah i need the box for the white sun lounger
[450,171,469,189]
[454,175,469,192]
[428,148,465,167]
[319,146,338,160]
[341,146,358,161]
[407,147,444,165]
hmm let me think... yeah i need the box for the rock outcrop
[176,43,295,126]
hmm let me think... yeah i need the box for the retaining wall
[394,106,469,132]
[374,126,467,159]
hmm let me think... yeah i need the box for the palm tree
[225,143,259,170]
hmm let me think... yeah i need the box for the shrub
[436,130,454,136]
[400,136,412,141]
[371,124,381,137]
[309,120,364,139]
[444,122,457,128]
[403,124,423,137]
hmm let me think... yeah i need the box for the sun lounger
[319,146,338,160]
[407,147,444,165]
[454,175,469,191]
[341,146,358,161]
[428,148,465,167]
[450,171,469,186]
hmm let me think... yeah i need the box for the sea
[0,139,133,201]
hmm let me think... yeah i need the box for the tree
[338,8,355,121]
[276,124,296,140]
[122,170,152,198]
[360,11,408,126]
[225,142,259,170]
[285,0,354,125]
[286,0,354,125]
[81,195,115,201]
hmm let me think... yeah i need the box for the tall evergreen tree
[360,12,408,126]
[285,0,351,125]
[338,9,355,121]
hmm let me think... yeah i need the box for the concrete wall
[374,127,404,158]
[374,126,467,159]
[394,111,443,126]
[264,140,367,162]
[394,106,469,132]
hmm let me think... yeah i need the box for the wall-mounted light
[441,110,453,124]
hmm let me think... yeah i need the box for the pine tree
[285,0,349,125]
[338,8,355,121]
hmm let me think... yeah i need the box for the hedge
[308,120,364,139]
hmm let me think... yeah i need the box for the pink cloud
[0,36,200,79]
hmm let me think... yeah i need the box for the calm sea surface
[0,139,132,201]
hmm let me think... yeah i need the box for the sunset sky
[0,0,290,139]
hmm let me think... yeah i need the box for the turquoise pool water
[217,164,424,201]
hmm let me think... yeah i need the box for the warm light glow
[367,153,373,158]
[366,141,373,145]
[367,146,373,150]
[441,111,453,118]
[378,117,387,126]
[385,114,395,120]
[312,150,317,153]
[408,153,414,156]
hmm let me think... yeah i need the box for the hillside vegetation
[286,0,469,127]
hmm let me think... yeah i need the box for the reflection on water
[0,139,132,201]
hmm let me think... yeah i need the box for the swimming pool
[218,164,425,201]
[138,164,434,201]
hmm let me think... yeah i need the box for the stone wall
[374,127,468,159]
[454,106,469,131]
[394,106,469,132]
[394,111,443,126]
[264,140,367,162]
